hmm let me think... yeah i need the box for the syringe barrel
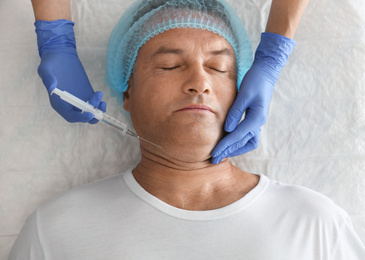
[52,88,104,120]
[101,113,128,135]
[51,88,129,136]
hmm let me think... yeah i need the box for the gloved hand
[211,32,296,164]
[35,19,106,124]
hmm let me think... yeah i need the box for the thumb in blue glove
[211,32,296,164]
[35,19,106,124]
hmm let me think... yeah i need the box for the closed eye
[161,66,179,70]
[209,67,226,73]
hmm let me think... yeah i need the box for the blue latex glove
[211,32,296,164]
[35,19,106,124]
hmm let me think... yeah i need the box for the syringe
[51,88,161,148]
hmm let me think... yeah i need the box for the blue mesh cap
[105,0,253,97]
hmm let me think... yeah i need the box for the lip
[177,104,214,113]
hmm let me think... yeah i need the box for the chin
[140,124,224,161]
[158,136,218,162]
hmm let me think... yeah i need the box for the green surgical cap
[105,0,253,98]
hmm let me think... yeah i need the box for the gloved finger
[89,118,99,125]
[63,110,95,123]
[211,129,260,165]
[224,87,250,132]
[212,108,260,158]
[88,92,106,124]
[225,131,260,157]
[88,91,104,107]
[211,137,258,165]
[88,102,106,125]
[98,101,107,113]
[211,125,253,159]
[211,131,255,165]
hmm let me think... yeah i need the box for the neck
[132,147,259,211]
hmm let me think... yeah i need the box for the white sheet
[1,0,364,258]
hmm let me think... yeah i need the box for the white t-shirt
[9,170,365,260]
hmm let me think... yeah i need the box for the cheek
[215,81,237,114]
[132,72,182,106]
[229,89,238,107]
[128,81,173,125]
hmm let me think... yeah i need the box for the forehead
[137,28,235,61]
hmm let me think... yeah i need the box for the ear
[123,77,133,112]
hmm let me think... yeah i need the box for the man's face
[124,28,237,162]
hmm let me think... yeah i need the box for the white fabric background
[1,0,364,259]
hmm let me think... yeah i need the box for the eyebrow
[149,46,235,60]
[209,48,235,58]
[150,47,184,59]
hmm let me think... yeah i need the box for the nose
[182,63,212,95]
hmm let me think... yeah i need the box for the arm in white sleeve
[332,215,365,259]
[9,212,45,260]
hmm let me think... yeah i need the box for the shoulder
[37,171,131,221]
[257,175,365,258]
[52,173,124,201]
[9,174,127,260]
[262,175,349,222]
